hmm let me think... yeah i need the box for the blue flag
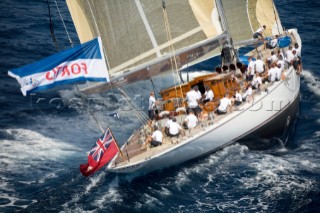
[8,37,109,96]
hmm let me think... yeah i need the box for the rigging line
[86,0,111,70]
[165,16,185,106]
[118,88,149,121]
[128,99,149,124]
[118,89,149,125]
[46,0,59,50]
[74,82,104,133]
[163,2,186,97]
[53,0,105,134]
[150,78,161,95]
[90,1,145,131]
[53,0,73,47]
[53,0,104,134]
[162,8,178,99]
[271,0,281,35]
[216,0,237,62]
[109,1,133,150]
[86,0,125,134]
[162,2,184,104]
[120,0,161,124]
[163,8,181,86]
[118,1,154,127]
[54,0,104,133]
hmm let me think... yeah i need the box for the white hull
[107,66,300,174]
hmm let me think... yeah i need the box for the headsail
[220,0,283,47]
[66,0,228,93]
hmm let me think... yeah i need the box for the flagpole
[109,128,126,161]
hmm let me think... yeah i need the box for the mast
[215,0,239,64]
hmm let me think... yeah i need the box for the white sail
[66,0,229,93]
[67,0,225,72]
[221,0,283,43]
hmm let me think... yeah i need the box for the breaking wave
[301,69,320,97]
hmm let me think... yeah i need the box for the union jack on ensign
[80,128,119,177]
[89,129,114,162]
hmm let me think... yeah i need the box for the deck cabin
[159,72,240,112]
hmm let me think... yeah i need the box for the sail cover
[66,0,224,76]
[220,0,283,44]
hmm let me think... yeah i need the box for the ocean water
[0,0,319,212]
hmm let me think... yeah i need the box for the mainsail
[66,0,227,93]
[66,0,283,93]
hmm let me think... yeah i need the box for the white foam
[211,152,315,211]
[93,177,122,208]
[139,193,162,208]
[0,194,36,210]
[173,144,248,189]
[301,70,320,97]
[244,155,314,200]
[84,172,105,194]
[174,169,191,189]
[1,129,80,164]
[0,128,81,210]
[159,187,171,196]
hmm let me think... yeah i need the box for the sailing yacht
[66,0,301,174]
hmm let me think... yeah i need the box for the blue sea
[0,0,319,212]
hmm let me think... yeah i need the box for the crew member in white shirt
[242,84,253,101]
[164,115,173,136]
[285,46,294,66]
[290,49,302,73]
[168,117,183,137]
[247,56,255,81]
[267,63,277,82]
[186,86,202,116]
[267,51,278,68]
[265,35,278,49]
[253,25,266,40]
[277,55,285,71]
[183,109,198,129]
[254,56,265,74]
[251,73,262,90]
[274,63,282,81]
[144,125,163,148]
[217,94,232,114]
[148,91,156,120]
[194,86,202,100]
[201,85,214,104]
[234,90,243,106]
[293,43,301,57]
